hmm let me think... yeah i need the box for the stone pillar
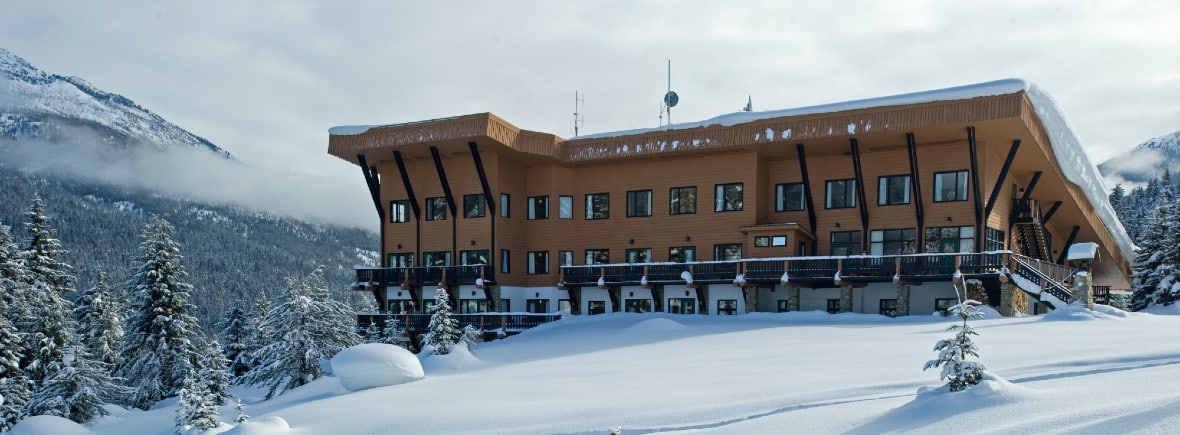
[895,284,910,317]
[488,285,503,312]
[999,281,1016,317]
[787,286,800,312]
[1073,269,1094,310]
[743,286,758,313]
[839,284,854,313]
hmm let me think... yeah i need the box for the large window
[500,249,510,273]
[426,197,447,221]
[558,195,573,219]
[755,235,788,248]
[826,299,841,314]
[527,251,549,275]
[715,183,744,212]
[825,179,856,209]
[925,226,975,253]
[669,246,696,263]
[558,250,574,267]
[587,300,606,315]
[585,249,610,265]
[717,299,738,315]
[775,183,805,211]
[829,231,862,256]
[625,299,652,313]
[585,193,609,220]
[934,170,969,202]
[870,228,917,255]
[669,186,697,215]
[879,299,898,317]
[985,227,1006,251]
[423,251,451,267]
[390,200,411,223]
[387,252,414,268]
[460,249,489,265]
[461,299,488,314]
[500,193,510,217]
[714,243,742,261]
[625,248,652,264]
[935,298,957,316]
[878,175,911,206]
[667,298,696,314]
[463,194,485,218]
[626,190,652,217]
[526,299,548,314]
[527,196,549,220]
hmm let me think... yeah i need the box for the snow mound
[622,317,686,334]
[419,344,483,372]
[331,343,424,391]
[1043,302,1129,321]
[856,372,1038,433]
[9,415,94,435]
[224,416,292,434]
[1142,303,1180,316]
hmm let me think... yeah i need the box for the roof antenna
[573,91,584,136]
[661,59,678,126]
[743,95,752,112]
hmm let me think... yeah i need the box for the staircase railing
[1009,254,1073,305]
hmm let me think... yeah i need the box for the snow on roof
[1067,242,1100,261]
[328,125,375,135]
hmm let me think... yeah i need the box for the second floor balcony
[353,264,492,290]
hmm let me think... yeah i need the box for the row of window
[829,226,1005,256]
[390,170,970,223]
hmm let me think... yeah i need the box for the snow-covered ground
[14,303,1180,434]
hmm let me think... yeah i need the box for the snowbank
[330,343,424,391]
[418,344,482,372]
[222,416,291,434]
[9,415,95,435]
[1043,302,1129,320]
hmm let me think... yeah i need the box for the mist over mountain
[1099,129,1180,186]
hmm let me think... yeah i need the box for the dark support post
[469,141,498,304]
[906,132,925,249]
[850,139,870,249]
[430,146,459,261]
[967,127,984,251]
[796,143,818,254]
[357,154,385,267]
[394,151,422,265]
[985,139,1022,220]
[1043,201,1064,224]
[1021,171,1043,200]
[1057,226,1081,265]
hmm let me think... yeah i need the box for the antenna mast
[661,59,678,126]
[573,91,584,136]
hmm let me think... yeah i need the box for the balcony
[352,265,492,290]
[1011,198,1042,225]
[356,312,563,337]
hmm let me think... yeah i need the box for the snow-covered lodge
[327,79,1132,330]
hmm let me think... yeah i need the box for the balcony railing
[356,312,563,335]
[352,265,492,290]
[1012,198,1043,225]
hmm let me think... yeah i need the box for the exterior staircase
[1009,254,1073,309]
[1012,198,1053,261]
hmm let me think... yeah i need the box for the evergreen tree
[241,268,360,399]
[19,195,77,386]
[376,317,411,349]
[1131,186,1180,310]
[425,287,460,355]
[234,398,249,424]
[117,217,203,410]
[71,272,123,367]
[460,324,480,352]
[923,299,987,392]
[0,224,32,431]
[174,369,221,433]
[216,306,254,378]
[197,338,234,406]
[25,342,128,423]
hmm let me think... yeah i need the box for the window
[717,299,738,315]
[669,246,696,263]
[460,250,488,266]
[500,250,510,274]
[461,299,488,314]
[526,299,548,314]
[500,298,511,313]
[387,253,414,268]
[500,193,510,217]
[668,298,696,314]
[625,299,652,313]
[878,175,911,206]
[587,300,606,315]
[463,194,485,218]
[825,179,856,209]
[870,229,917,255]
[775,183,805,211]
[423,251,451,267]
[558,195,573,219]
[670,186,697,215]
[625,248,651,264]
[714,243,742,261]
[879,299,898,317]
[935,298,957,316]
[826,299,841,314]
[390,200,411,223]
[714,183,743,212]
[558,250,573,267]
[585,249,610,265]
[829,231,862,256]
[388,300,415,314]
[527,196,549,220]
[925,226,975,253]
[986,227,1006,251]
[777,300,789,313]
[527,251,549,275]
[755,235,788,248]
[585,193,609,220]
[558,299,571,313]
[425,197,447,221]
[626,190,652,217]
[934,170,969,202]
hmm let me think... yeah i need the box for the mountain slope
[1099,129,1180,184]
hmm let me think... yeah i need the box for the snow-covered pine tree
[71,272,123,368]
[116,216,203,410]
[377,317,411,349]
[19,195,77,387]
[923,299,987,392]
[234,397,248,423]
[197,338,234,406]
[25,341,128,423]
[460,324,480,351]
[425,286,460,355]
[216,306,254,378]
[0,224,32,431]
[240,267,360,399]
[1131,186,1180,310]
[175,369,220,433]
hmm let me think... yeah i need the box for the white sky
[4,1,1179,221]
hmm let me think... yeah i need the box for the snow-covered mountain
[0,47,229,157]
[1099,129,1180,184]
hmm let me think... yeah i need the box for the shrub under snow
[331,343,424,391]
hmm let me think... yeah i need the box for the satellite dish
[664,91,679,108]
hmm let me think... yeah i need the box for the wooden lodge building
[328,79,1133,328]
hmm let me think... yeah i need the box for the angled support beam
[906,132,925,249]
[356,154,385,221]
[394,151,422,267]
[850,139,870,249]
[967,127,984,250]
[1043,201,1064,224]
[796,143,818,255]
[429,146,459,259]
[1056,225,1081,265]
[985,139,1022,221]
[1021,171,1043,200]
[468,141,497,275]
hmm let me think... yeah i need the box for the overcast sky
[4,1,1179,228]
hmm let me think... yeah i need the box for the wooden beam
[1043,201,1064,224]
[356,154,384,221]
[1021,171,1043,200]
[967,127,984,252]
[1057,225,1081,265]
[984,139,1022,220]
[850,139,870,249]
[906,132,925,249]
[393,151,421,220]
[796,143,818,253]
[468,141,497,275]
